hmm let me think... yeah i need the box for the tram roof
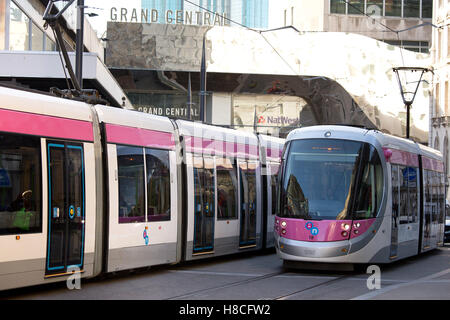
[95,104,175,133]
[176,120,259,145]
[287,125,442,161]
[0,85,93,122]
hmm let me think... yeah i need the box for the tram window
[439,172,445,224]
[117,145,145,223]
[399,165,409,224]
[216,158,237,220]
[247,162,257,217]
[432,171,438,223]
[0,133,41,235]
[408,167,418,223]
[193,157,215,217]
[270,165,280,215]
[146,148,170,222]
[391,165,399,221]
[424,170,431,222]
[352,144,383,219]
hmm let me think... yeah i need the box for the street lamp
[392,67,433,140]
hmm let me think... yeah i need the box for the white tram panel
[0,87,97,290]
[176,120,262,260]
[95,105,179,272]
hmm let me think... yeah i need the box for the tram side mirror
[445,200,450,211]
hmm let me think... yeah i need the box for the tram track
[166,267,353,300]
[166,270,286,300]
[272,274,351,300]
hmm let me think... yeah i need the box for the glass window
[421,0,432,18]
[352,144,384,219]
[270,164,280,215]
[9,1,30,51]
[403,0,420,17]
[0,0,6,50]
[45,35,56,51]
[330,0,346,14]
[431,171,438,223]
[408,167,418,223]
[280,139,383,220]
[216,157,238,220]
[366,0,383,16]
[0,133,41,235]
[117,145,145,223]
[347,0,364,14]
[385,0,402,16]
[399,166,409,224]
[31,22,44,51]
[146,148,170,222]
[193,157,215,252]
[391,165,399,222]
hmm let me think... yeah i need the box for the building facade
[430,0,449,194]
[106,22,432,141]
[270,0,433,53]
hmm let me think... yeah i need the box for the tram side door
[193,157,215,254]
[46,142,85,275]
[239,161,257,248]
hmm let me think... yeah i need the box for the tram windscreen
[280,139,383,220]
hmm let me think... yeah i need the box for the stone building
[270,0,433,53]
[430,0,449,192]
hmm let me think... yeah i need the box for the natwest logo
[262,115,299,126]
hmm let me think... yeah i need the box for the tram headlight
[341,231,348,237]
[342,223,350,231]
[281,221,287,228]
[281,229,286,235]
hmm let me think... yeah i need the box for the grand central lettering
[110,7,228,26]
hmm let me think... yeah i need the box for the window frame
[145,147,171,222]
[0,131,43,236]
[216,157,238,220]
[329,0,432,19]
[116,144,172,224]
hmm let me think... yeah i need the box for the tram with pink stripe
[0,86,284,290]
[275,125,445,268]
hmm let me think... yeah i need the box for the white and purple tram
[275,125,446,268]
[0,86,284,290]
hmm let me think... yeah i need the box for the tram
[0,86,284,290]
[275,125,446,268]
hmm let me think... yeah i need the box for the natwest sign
[258,115,300,126]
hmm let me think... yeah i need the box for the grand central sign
[110,7,229,26]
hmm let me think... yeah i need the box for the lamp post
[392,67,432,140]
